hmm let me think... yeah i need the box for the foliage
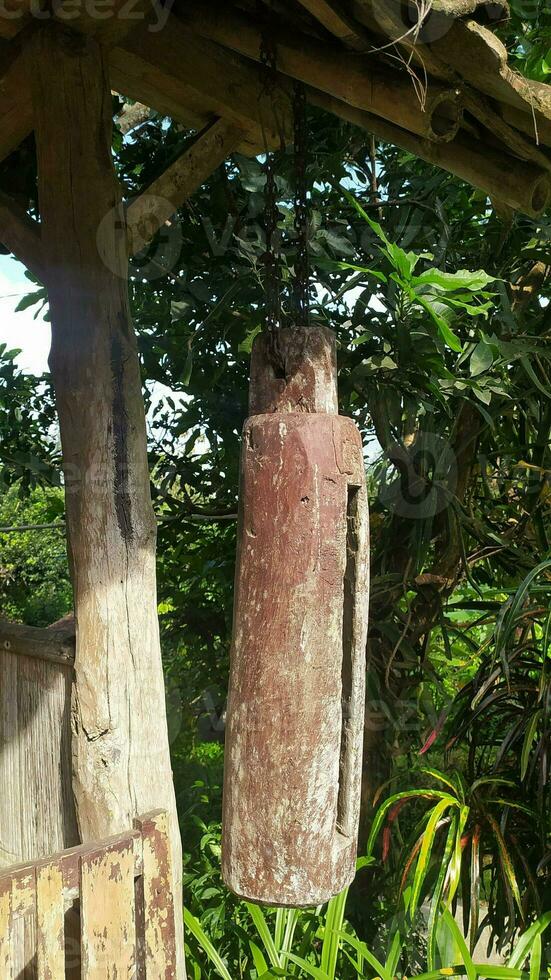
[0,344,59,492]
[0,483,71,625]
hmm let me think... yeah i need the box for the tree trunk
[29,24,185,976]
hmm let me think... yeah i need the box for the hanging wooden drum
[222,325,369,907]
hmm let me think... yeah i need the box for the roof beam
[309,89,551,216]
[295,0,370,50]
[0,43,33,163]
[0,190,45,280]
[127,117,243,255]
[110,19,292,153]
[179,2,463,143]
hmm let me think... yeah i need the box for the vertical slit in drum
[336,484,360,838]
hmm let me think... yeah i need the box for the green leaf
[529,934,541,980]
[440,909,476,980]
[521,710,542,780]
[410,798,454,916]
[470,342,494,376]
[15,289,47,313]
[508,912,551,969]
[407,288,463,352]
[284,953,329,979]
[367,790,458,856]
[250,939,270,976]
[428,817,457,969]
[245,903,282,969]
[321,888,348,978]
[239,324,262,354]
[337,932,393,980]
[183,907,232,980]
[414,268,497,291]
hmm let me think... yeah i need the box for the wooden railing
[0,810,176,979]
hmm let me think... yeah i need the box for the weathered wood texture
[0,619,75,666]
[110,20,292,155]
[0,644,78,870]
[127,117,243,255]
[29,24,184,975]
[249,325,339,415]
[0,42,32,158]
[0,626,77,979]
[0,811,176,978]
[223,329,370,905]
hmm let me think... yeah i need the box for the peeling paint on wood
[0,813,173,978]
[135,812,177,978]
[0,879,12,978]
[80,839,136,979]
[222,327,370,906]
[36,860,65,980]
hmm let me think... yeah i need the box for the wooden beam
[0,43,33,164]
[309,88,551,216]
[29,22,185,975]
[0,192,45,281]
[295,0,371,50]
[180,2,463,143]
[0,620,75,667]
[110,19,292,153]
[127,117,243,255]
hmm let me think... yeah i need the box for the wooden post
[29,24,184,975]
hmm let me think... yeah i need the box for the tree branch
[0,191,45,281]
[126,118,243,255]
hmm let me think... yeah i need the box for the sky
[0,254,50,374]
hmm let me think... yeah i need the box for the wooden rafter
[127,117,243,255]
[0,191,44,280]
[111,21,292,153]
[0,18,291,168]
[309,89,551,216]
[180,3,463,143]
[0,44,32,163]
[295,0,370,50]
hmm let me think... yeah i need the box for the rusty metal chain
[258,15,282,346]
[293,81,310,329]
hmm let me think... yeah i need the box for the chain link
[259,19,282,342]
[293,81,309,329]
[258,6,310,350]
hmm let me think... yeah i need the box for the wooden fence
[0,809,176,979]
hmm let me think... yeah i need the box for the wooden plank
[134,812,176,979]
[0,648,78,882]
[0,621,75,667]
[80,839,136,979]
[0,878,12,979]
[36,860,65,980]
[127,118,243,255]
